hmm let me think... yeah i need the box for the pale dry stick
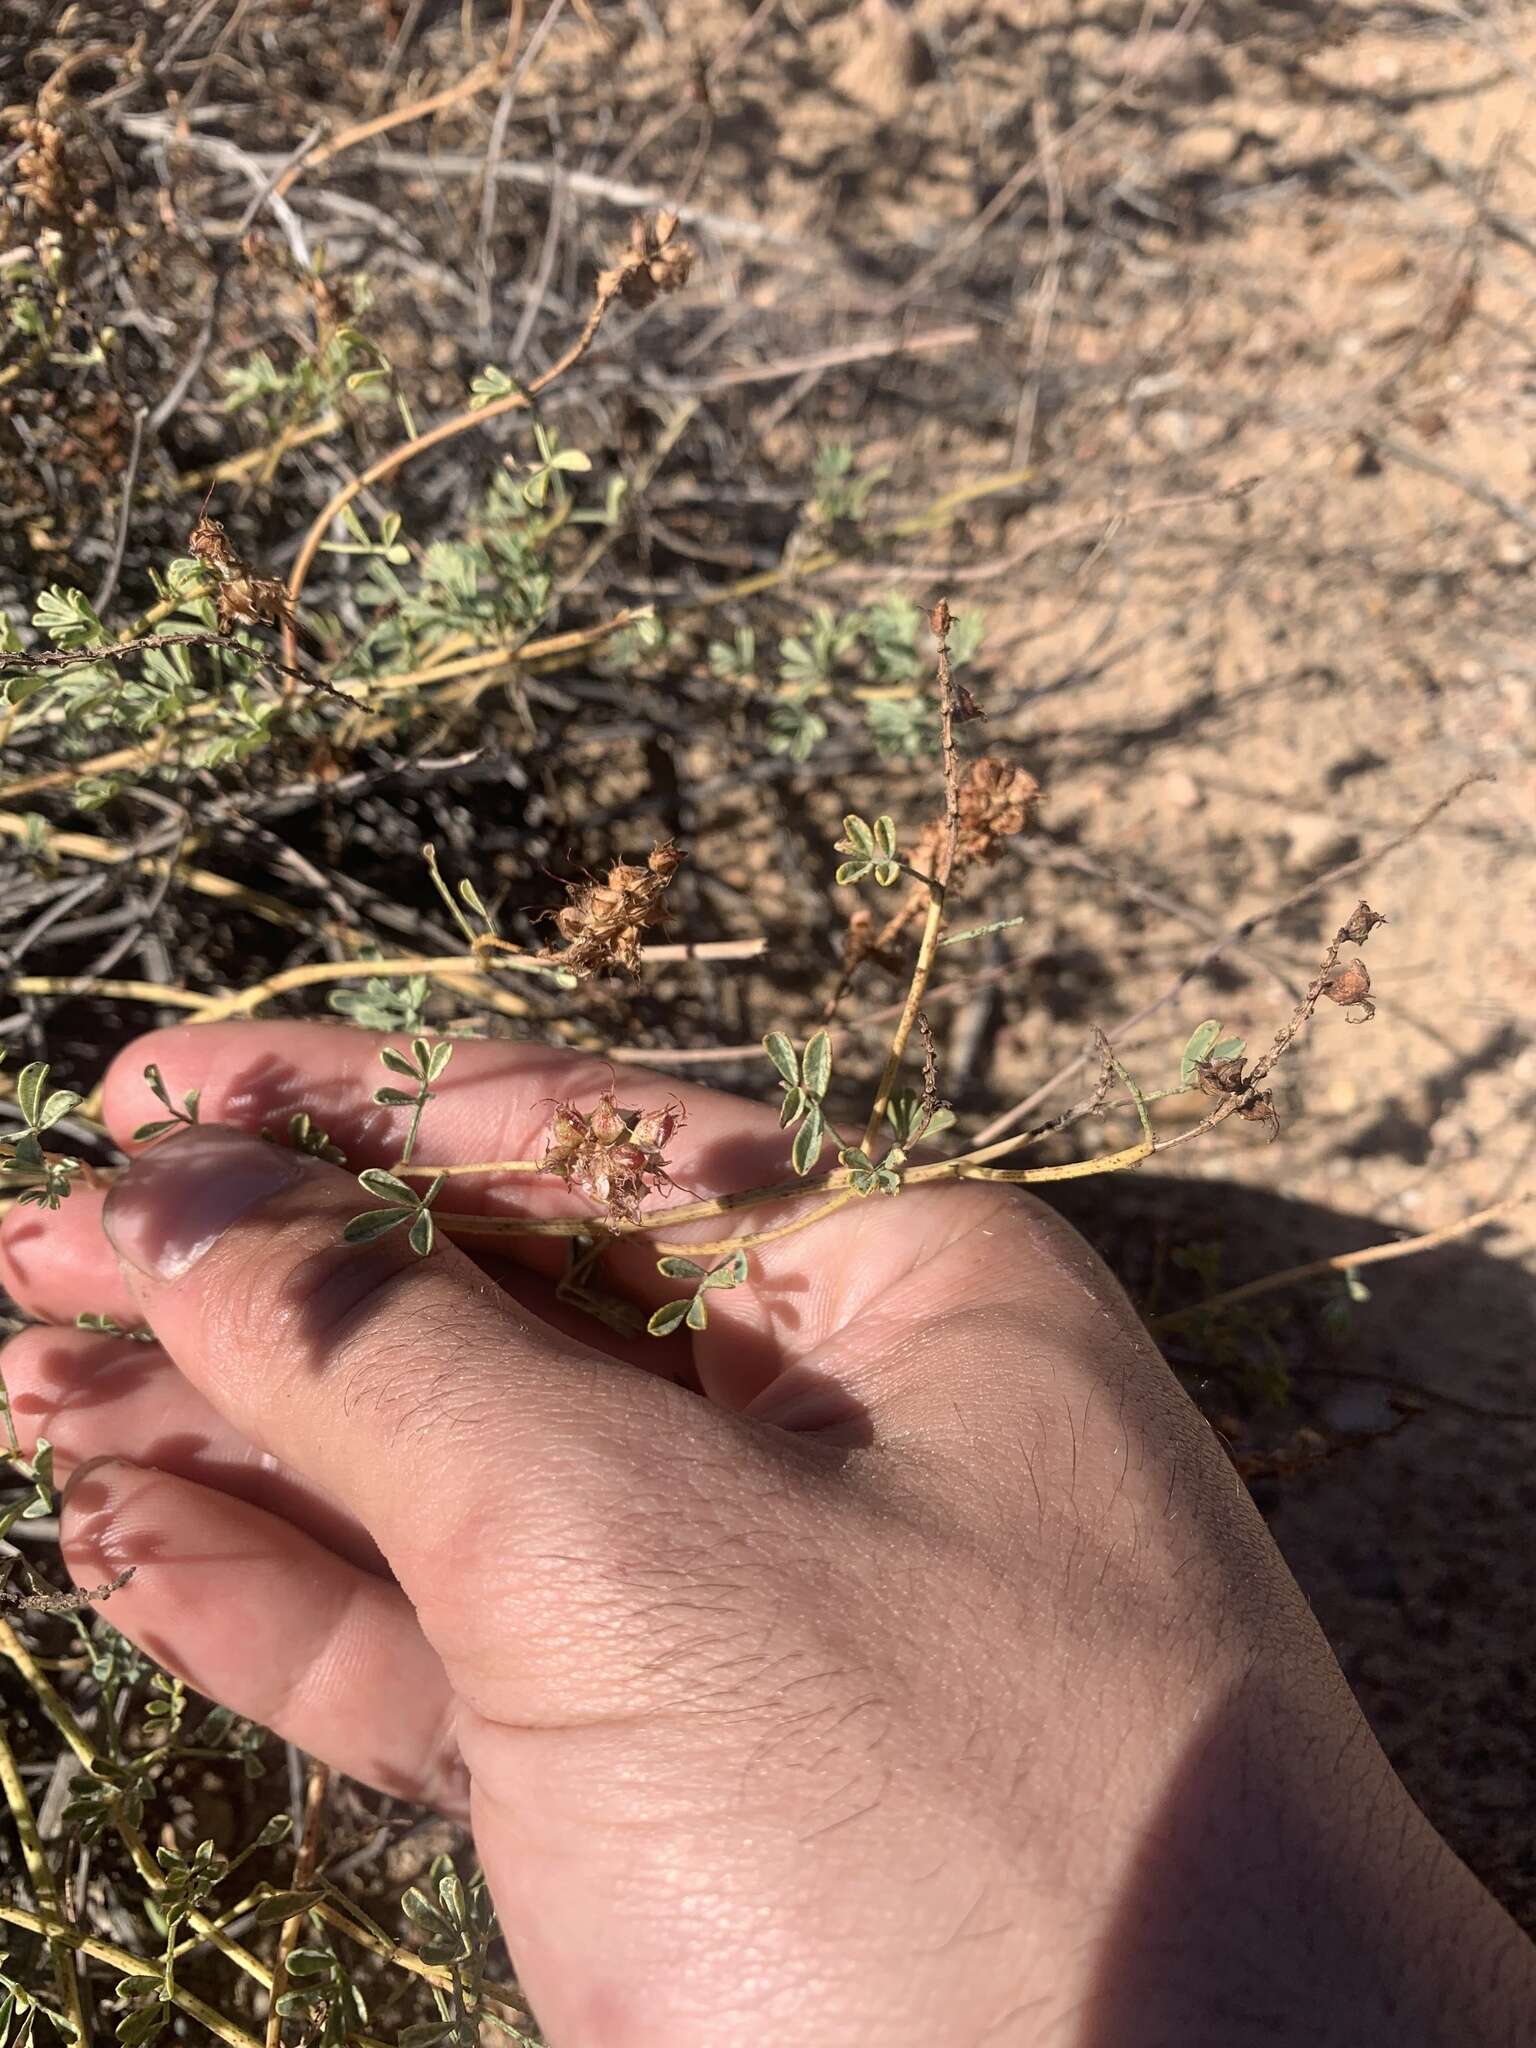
[0,812,310,931]
[0,1717,90,2044]
[1148,1193,1531,1334]
[1368,431,1536,541]
[92,405,146,617]
[968,773,1492,1150]
[0,1617,275,2000]
[682,467,1036,612]
[0,1904,259,2048]
[928,481,1263,587]
[271,0,524,200]
[507,157,568,362]
[557,401,700,598]
[1011,95,1066,469]
[333,606,647,697]
[650,1191,858,1260]
[678,324,980,393]
[148,128,325,437]
[1020,836,1303,1004]
[318,146,807,253]
[264,1760,329,2048]
[6,940,766,1021]
[6,977,210,1010]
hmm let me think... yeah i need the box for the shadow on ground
[1044,1171,1535,1931]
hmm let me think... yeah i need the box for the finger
[94,1024,857,1362]
[0,1184,140,1328]
[0,1324,383,1573]
[100,1021,791,1211]
[94,1121,688,1685]
[100,1023,803,1313]
[1,1187,693,1392]
[93,1024,1083,1412]
[62,1458,465,1813]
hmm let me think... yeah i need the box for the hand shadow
[1043,1169,1536,1946]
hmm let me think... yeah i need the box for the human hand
[2,1024,1529,2046]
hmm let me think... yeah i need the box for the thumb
[99,1124,673,1700]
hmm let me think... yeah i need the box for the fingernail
[104,1128,303,1281]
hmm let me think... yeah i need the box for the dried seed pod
[544,840,684,978]
[1342,901,1387,944]
[543,1091,684,1223]
[1194,1054,1248,1098]
[1237,1089,1281,1140]
[910,757,1040,879]
[188,512,293,632]
[600,211,696,309]
[1321,958,1375,1020]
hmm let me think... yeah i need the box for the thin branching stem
[0,1905,259,2048]
[0,1716,89,2044]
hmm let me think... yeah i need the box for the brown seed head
[542,1090,684,1223]
[1341,902,1387,945]
[602,211,695,309]
[1195,1054,1249,1099]
[188,513,293,631]
[1321,957,1375,1019]
[545,840,684,978]
[911,756,1040,879]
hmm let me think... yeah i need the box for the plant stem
[0,1716,90,2044]
[282,267,625,667]
[0,1905,258,2048]
[1149,1193,1530,1332]
[858,601,963,1154]
[0,1619,274,1998]
[264,1760,328,2048]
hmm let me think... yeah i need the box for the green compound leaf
[801,1029,833,1102]
[791,1106,826,1176]
[1180,1020,1221,1088]
[656,1255,705,1280]
[699,1249,749,1291]
[762,1032,799,1086]
[343,1207,410,1244]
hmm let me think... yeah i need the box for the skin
[0,1021,1531,2047]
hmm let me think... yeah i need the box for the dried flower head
[912,756,1039,878]
[1194,1054,1249,1099]
[188,511,293,633]
[1321,957,1375,1020]
[10,113,98,232]
[544,841,684,978]
[1342,902,1387,945]
[1237,1089,1281,1141]
[600,211,695,310]
[543,1091,684,1223]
